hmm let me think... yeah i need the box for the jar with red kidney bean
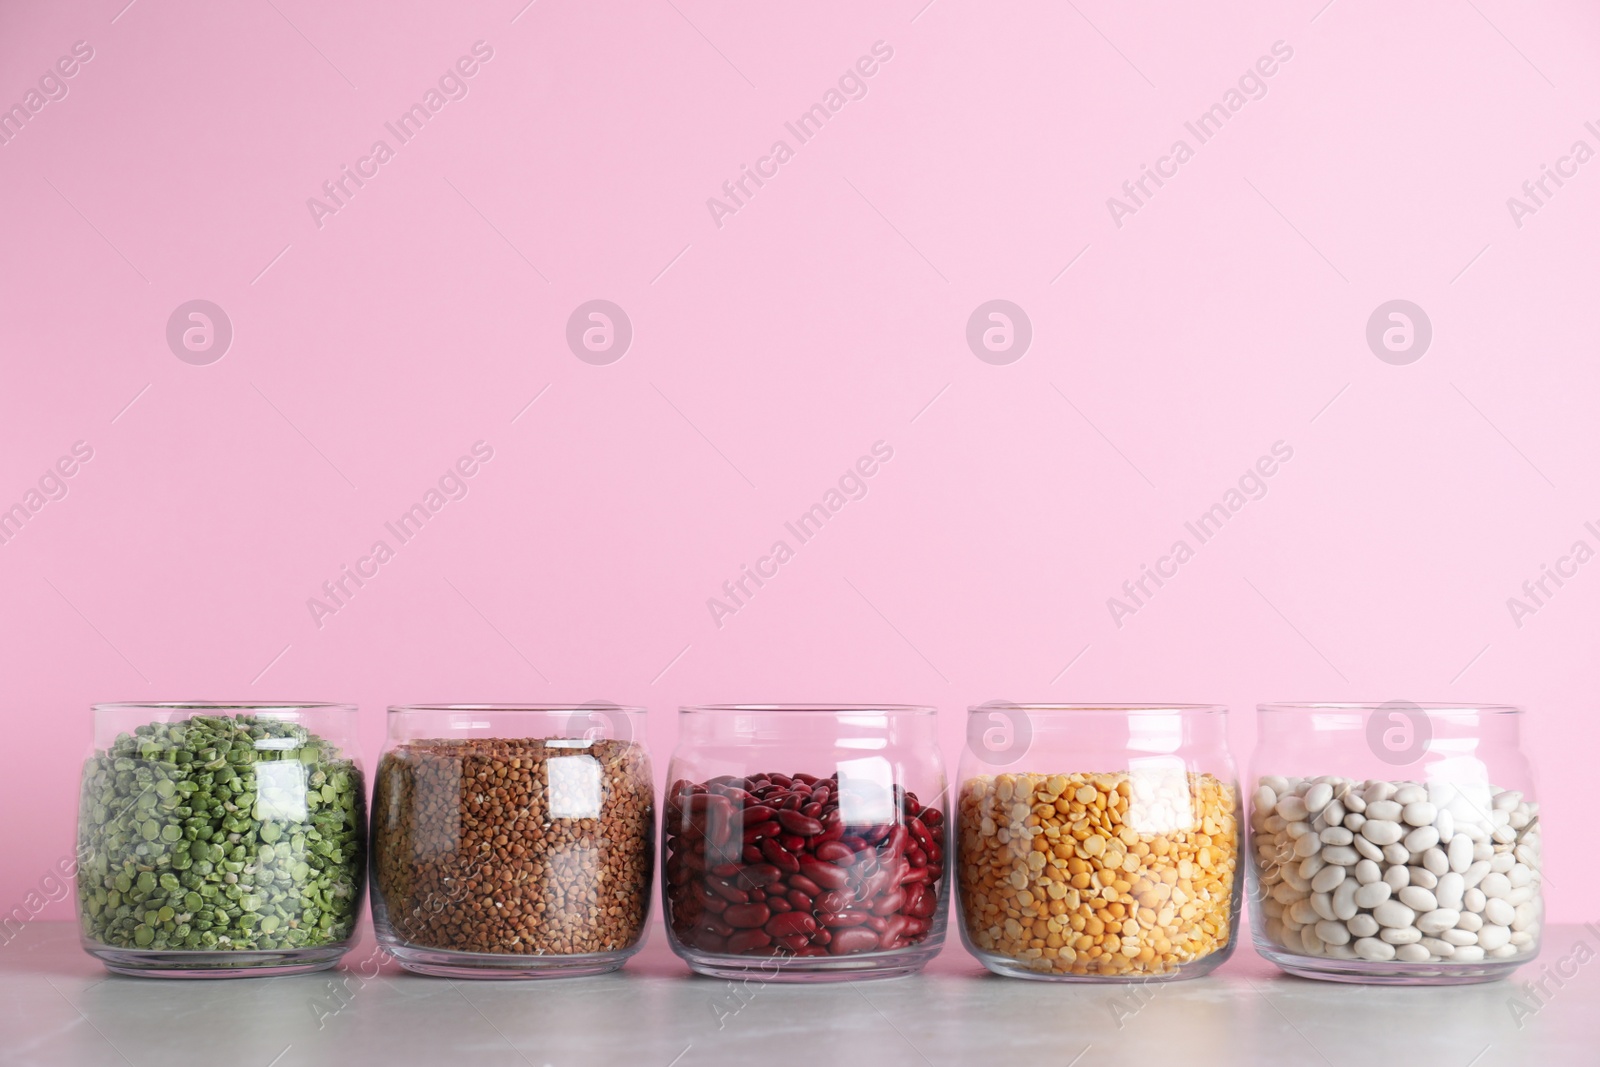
[662,705,949,981]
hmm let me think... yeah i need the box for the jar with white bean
[1248,704,1542,984]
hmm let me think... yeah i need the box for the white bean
[1477,924,1512,951]
[1354,882,1392,909]
[1252,775,1541,967]
[1354,937,1396,961]
[1373,901,1416,928]
[1365,800,1403,822]
[1353,836,1384,862]
[1434,872,1465,911]
[1483,897,1515,926]
[1398,885,1437,912]
[1311,865,1346,893]
[1404,826,1440,852]
[1416,909,1461,934]
[1402,801,1437,827]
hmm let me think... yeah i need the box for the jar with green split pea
[75,702,366,977]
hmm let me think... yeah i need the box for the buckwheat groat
[372,738,653,956]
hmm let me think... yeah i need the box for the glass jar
[1249,702,1542,984]
[955,703,1242,982]
[371,703,654,977]
[76,702,366,977]
[661,704,948,981]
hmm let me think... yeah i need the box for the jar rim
[680,703,935,715]
[388,702,647,714]
[966,702,1227,714]
[92,701,356,714]
[1258,701,1522,715]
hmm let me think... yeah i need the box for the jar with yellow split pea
[956,704,1242,981]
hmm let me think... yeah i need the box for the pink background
[2,0,1598,928]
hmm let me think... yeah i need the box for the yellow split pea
[958,771,1238,977]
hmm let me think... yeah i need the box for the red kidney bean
[764,912,818,939]
[878,914,911,943]
[900,867,930,886]
[830,928,879,955]
[708,879,750,905]
[815,890,852,914]
[665,771,946,958]
[698,915,735,938]
[821,910,870,928]
[738,864,784,887]
[725,929,773,954]
[798,859,850,890]
[778,810,823,836]
[759,838,800,874]
[724,903,771,928]
[813,840,856,866]
[870,889,905,916]
[708,802,736,847]
[786,874,823,897]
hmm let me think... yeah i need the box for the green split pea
[76,714,365,953]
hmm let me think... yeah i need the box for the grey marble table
[3,921,1596,1066]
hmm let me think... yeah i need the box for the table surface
[2,921,1596,1067]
